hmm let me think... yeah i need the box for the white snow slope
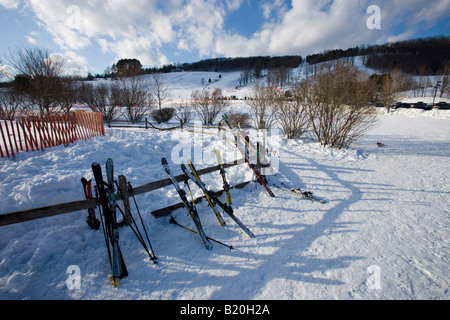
[0,71,449,300]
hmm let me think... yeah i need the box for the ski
[105,159,128,283]
[187,159,226,227]
[81,177,100,230]
[182,163,256,239]
[273,182,327,204]
[222,114,275,198]
[240,145,275,197]
[216,150,232,205]
[161,158,213,250]
[92,161,128,285]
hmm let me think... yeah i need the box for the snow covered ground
[0,71,449,301]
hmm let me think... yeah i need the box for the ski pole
[169,216,234,250]
[114,181,157,263]
[128,182,157,260]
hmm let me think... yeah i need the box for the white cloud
[261,0,289,20]
[402,0,450,27]
[11,0,231,66]
[52,51,89,75]
[217,0,377,57]
[216,0,450,58]
[0,0,18,9]
[173,0,227,57]
[225,0,244,11]
[387,31,414,43]
[2,0,447,71]
[25,31,39,45]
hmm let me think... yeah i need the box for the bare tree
[440,61,449,98]
[379,69,408,113]
[174,100,193,125]
[80,82,119,125]
[0,88,31,120]
[246,83,277,129]
[267,67,292,88]
[275,83,310,139]
[149,73,171,112]
[305,62,378,149]
[57,77,81,113]
[115,74,153,123]
[191,88,228,125]
[6,46,65,114]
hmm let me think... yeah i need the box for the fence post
[10,119,19,154]
[0,121,7,158]
[4,120,15,158]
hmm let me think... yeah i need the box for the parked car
[393,102,411,109]
[413,102,431,110]
[433,102,450,110]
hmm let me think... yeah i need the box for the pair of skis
[222,114,275,198]
[162,158,213,250]
[162,157,254,250]
[185,160,255,239]
[92,159,128,286]
[91,158,157,286]
[222,114,326,204]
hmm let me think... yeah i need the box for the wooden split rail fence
[0,158,247,227]
[0,111,105,158]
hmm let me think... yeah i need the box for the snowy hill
[0,70,449,302]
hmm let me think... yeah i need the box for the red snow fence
[0,111,105,158]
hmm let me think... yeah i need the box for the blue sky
[0,0,449,76]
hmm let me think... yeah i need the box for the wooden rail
[0,158,246,227]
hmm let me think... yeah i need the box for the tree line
[306,36,450,75]
[1,43,448,150]
[106,55,303,76]
[0,47,172,123]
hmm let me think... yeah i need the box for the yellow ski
[216,150,232,205]
[187,159,226,227]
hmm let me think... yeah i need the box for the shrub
[225,112,251,128]
[191,88,228,125]
[305,62,378,149]
[151,107,176,124]
[245,84,277,129]
[174,100,192,125]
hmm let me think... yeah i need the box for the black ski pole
[128,183,157,260]
[169,216,234,250]
[114,181,157,263]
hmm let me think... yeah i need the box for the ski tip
[106,158,114,168]
[161,158,168,165]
